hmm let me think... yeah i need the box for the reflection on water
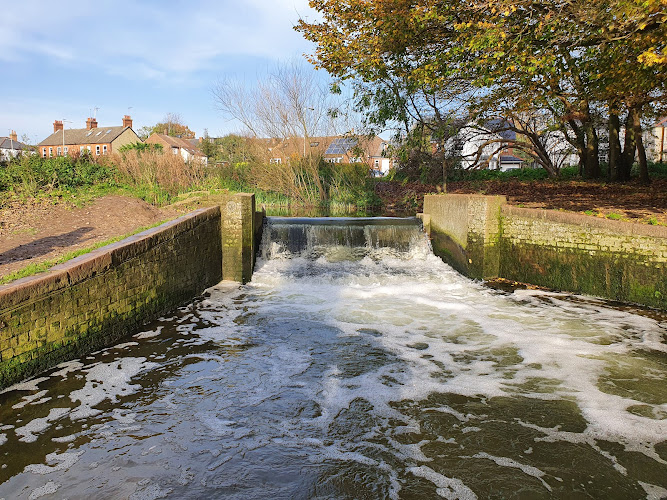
[0,219,666,499]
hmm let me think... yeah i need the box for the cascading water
[0,217,665,499]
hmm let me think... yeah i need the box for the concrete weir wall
[422,194,667,310]
[0,193,261,388]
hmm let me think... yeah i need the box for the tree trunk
[608,110,621,182]
[631,107,650,185]
[582,122,601,179]
[620,109,637,181]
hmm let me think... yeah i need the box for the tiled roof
[0,137,25,150]
[38,126,129,146]
[146,134,205,157]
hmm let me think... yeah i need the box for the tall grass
[1,149,379,213]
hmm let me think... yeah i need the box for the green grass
[0,220,171,286]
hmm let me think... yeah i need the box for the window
[42,148,46,158]
[173,147,179,155]
[64,147,68,156]
[80,146,84,153]
[96,145,100,155]
[87,146,91,152]
[49,147,53,157]
[103,145,107,154]
[57,147,61,156]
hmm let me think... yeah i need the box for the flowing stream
[0,217,666,499]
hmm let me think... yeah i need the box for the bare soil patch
[376,178,667,225]
[0,195,184,278]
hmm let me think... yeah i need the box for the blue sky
[0,0,322,143]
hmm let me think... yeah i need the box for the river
[0,218,665,499]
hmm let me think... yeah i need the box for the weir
[0,216,666,498]
[260,216,428,260]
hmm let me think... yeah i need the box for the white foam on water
[134,326,164,339]
[408,465,478,499]
[51,434,77,443]
[249,249,667,467]
[24,450,84,475]
[69,357,158,420]
[50,361,84,379]
[1,377,49,394]
[472,452,552,491]
[0,434,6,446]
[15,407,70,443]
[638,481,667,500]
[12,390,49,410]
[113,342,139,350]
[28,481,60,500]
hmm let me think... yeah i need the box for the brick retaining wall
[422,194,667,309]
[0,207,224,387]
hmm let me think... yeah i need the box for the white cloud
[0,0,317,80]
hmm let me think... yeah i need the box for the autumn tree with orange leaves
[297,0,666,182]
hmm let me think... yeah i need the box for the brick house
[145,133,208,165]
[263,135,394,175]
[37,115,140,158]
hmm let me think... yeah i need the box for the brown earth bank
[0,195,185,278]
[376,178,667,225]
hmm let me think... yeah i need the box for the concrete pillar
[423,194,506,279]
[221,193,256,283]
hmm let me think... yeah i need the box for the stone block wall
[423,194,506,279]
[501,206,667,309]
[422,194,667,309]
[0,207,223,387]
[221,193,257,283]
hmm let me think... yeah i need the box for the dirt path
[0,195,185,278]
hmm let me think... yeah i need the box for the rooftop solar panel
[325,137,357,155]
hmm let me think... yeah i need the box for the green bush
[1,153,117,195]
[447,166,549,182]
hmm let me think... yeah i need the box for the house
[145,133,208,165]
[37,116,140,158]
[455,120,527,171]
[0,131,26,161]
[323,135,393,174]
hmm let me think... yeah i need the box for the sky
[0,0,322,144]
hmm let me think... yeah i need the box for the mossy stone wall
[501,206,667,309]
[0,207,224,388]
[422,194,667,310]
[423,194,506,279]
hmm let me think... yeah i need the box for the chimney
[9,130,17,142]
[86,117,98,130]
[53,120,64,132]
[122,115,133,128]
[199,137,203,143]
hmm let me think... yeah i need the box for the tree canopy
[296,0,667,181]
[138,113,196,140]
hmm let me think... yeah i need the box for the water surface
[0,219,665,499]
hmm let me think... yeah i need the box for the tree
[296,0,667,181]
[142,113,196,139]
[212,60,352,202]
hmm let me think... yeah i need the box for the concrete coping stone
[0,205,221,311]
[502,205,667,239]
